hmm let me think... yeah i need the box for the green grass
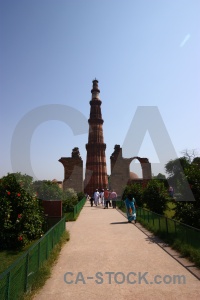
[137,217,200,268]
[22,230,70,300]
[0,240,39,274]
[171,239,200,268]
[117,203,200,269]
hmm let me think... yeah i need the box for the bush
[77,191,85,202]
[122,183,143,207]
[142,180,168,214]
[33,180,63,201]
[33,181,80,214]
[0,173,45,250]
[63,188,78,212]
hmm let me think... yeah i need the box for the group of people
[89,188,118,209]
[88,188,137,224]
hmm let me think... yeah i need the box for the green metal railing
[0,216,65,300]
[117,201,200,249]
[65,197,87,221]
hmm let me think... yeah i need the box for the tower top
[91,79,100,99]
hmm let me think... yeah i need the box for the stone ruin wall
[110,145,152,196]
[59,147,83,193]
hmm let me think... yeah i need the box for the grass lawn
[0,240,38,274]
[23,230,70,300]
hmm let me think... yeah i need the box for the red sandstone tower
[84,79,108,196]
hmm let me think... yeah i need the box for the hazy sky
[1,0,200,181]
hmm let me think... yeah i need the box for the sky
[1,0,200,181]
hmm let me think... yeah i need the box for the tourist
[124,194,137,223]
[168,186,174,197]
[100,189,104,206]
[110,189,117,209]
[90,196,94,207]
[104,188,110,209]
[93,189,100,206]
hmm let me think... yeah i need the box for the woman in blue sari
[124,194,136,223]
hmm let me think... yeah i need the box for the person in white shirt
[93,189,100,206]
[100,189,104,206]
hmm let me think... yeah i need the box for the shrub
[33,180,63,201]
[0,173,45,250]
[62,188,78,212]
[142,180,168,214]
[77,191,85,202]
[122,183,143,207]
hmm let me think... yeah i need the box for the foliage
[165,157,190,178]
[173,163,200,228]
[22,230,70,300]
[33,181,80,215]
[142,180,168,214]
[77,191,85,202]
[33,180,63,201]
[153,173,166,179]
[62,188,78,212]
[0,173,45,250]
[164,151,200,228]
[192,157,200,167]
[122,183,143,207]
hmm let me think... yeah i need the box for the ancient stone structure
[58,81,152,197]
[84,79,108,196]
[59,147,83,192]
[110,145,152,196]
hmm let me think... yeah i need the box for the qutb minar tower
[84,79,108,196]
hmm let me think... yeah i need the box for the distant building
[59,81,152,196]
[51,179,63,189]
[84,79,108,196]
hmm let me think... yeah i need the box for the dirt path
[33,202,200,300]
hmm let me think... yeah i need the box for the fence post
[185,227,188,244]
[165,217,168,234]
[52,229,54,249]
[174,220,177,237]
[6,271,11,300]
[24,252,29,292]
[38,242,41,268]
[46,234,49,259]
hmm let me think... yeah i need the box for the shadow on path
[116,207,200,281]
[110,221,129,225]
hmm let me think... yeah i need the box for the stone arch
[110,145,152,196]
[129,156,152,180]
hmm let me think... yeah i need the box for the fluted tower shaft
[84,79,108,195]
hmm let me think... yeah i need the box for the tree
[165,151,200,228]
[173,163,200,228]
[142,180,168,214]
[122,184,143,207]
[33,180,63,201]
[63,188,78,212]
[153,173,166,180]
[181,149,199,163]
[33,181,79,214]
[165,157,190,178]
[192,157,200,167]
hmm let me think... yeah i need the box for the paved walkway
[34,201,200,300]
